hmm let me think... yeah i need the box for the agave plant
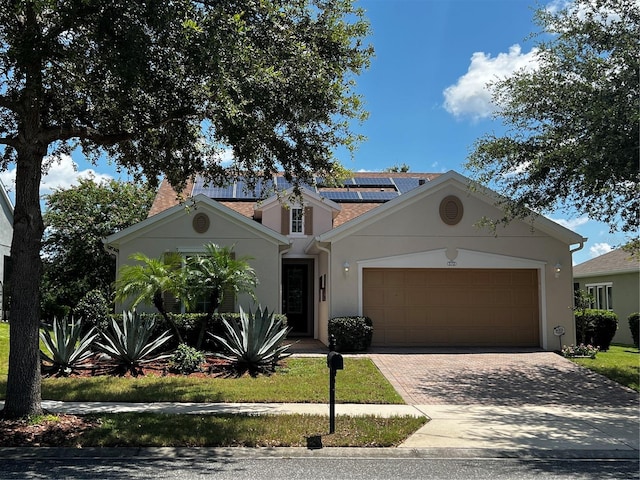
[210,306,292,376]
[40,317,98,376]
[95,311,173,376]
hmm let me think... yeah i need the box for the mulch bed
[1,355,234,447]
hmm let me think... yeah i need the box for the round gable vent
[439,195,463,225]
[192,212,210,233]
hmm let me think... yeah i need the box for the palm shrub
[95,311,173,376]
[210,306,291,376]
[40,317,99,376]
[169,343,206,374]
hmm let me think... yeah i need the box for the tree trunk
[153,290,183,344]
[196,288,219,350]
[3,146,46,419]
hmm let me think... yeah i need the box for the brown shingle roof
[148,178,194,217]
[148,173,440,228]
[574,248,639,276]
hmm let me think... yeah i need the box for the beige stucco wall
[574,272,640,346]
[112,204,284,315]
[325,184,579,351]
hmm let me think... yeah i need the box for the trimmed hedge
[575,309,618,351]
[629,312,639,348]
[329,316,373,352]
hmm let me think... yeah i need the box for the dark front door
[282,260,313,336]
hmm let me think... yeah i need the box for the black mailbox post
[327,336,343,434]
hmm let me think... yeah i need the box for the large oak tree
[466,0,638,243]
[0,0,372,418]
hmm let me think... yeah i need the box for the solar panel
[235,179,262,199]
[321,191,360,201]
[353,177,394,187]
[392,177,421,194]
[360,191,399,201]
[192,176,235,198]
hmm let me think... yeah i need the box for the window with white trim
[291,208,304,234]
[586,282,613,310]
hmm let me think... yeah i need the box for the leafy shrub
[210,306,291,376]
[75,289,111,332]
[170,343,206,374]
[328,316,373,352]
[133,312,288,351]
[629,312,639,348]
[40,317,99,376]
[562,343,599,358]
[575,309,618,351]
[95,311,173,375]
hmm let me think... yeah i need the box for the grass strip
[569,344,639,392]
[0,355,403,404]
[77,413,427,448]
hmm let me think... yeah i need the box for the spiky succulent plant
[211,306,291,376]
[95,311,172,376]
[40,317,98,376]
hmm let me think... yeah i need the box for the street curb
[0,446,638,460]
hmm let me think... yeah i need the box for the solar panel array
[192,175,428,202]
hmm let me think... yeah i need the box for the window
[291,208,304,234]
[586,283,613,310]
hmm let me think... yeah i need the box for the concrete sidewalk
[2,399,636,455]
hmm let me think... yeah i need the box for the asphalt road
[1,449,638,480]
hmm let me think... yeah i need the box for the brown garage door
[363,268,539,347]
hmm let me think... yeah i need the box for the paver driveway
[368,347,639,407]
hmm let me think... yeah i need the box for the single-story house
[106,170,586,350]
[0,179,13,321]
[573,248,640,346]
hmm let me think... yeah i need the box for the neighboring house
[573,248,640,346]
[106,170,586,351]
[0,179,13,321]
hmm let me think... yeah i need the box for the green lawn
[569,344,640,392]
[0,322,403,404]
[75,413,427,447]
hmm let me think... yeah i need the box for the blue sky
[0,0,628,265]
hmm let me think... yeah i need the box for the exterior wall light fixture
[343,262,350,274]
[554,263,562,278]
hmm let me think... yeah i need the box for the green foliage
[466,0,639,241]
[115,252,186,343]
[575,309,618,351]
[185,243,258,349]
[39,317,99,376]
[628,312,639,347]
[169,343,206,375]
[211,306,291,376]
[384,163,410,173]
[41,178,154,318]
[329,316,373,352]
[75,289,111,332]
[1,0,372,418]
[95,311,172,376]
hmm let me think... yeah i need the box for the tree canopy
[466,0,639,241]
[0,0,372,418]
[41,177,155,318]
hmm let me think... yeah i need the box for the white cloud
[548,215,589,231]
[443,44,539,120]
[0,154,113,203]
[589,242,613,258]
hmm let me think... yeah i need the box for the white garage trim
[356,248,549,349]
